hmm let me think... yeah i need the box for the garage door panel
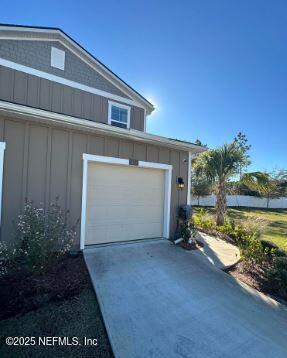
[86,162,165,245]
[87,205,163,224]
[88,185,163,205]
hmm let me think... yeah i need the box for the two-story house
[0,24,204,249]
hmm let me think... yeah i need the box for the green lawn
[0,288,113,358]
[194,207,287,252]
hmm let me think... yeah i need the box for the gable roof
[0,23,155,114]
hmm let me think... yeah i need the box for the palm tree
[241,172,280,208]
[193,142,248,225]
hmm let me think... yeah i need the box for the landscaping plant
[240,171,281,208]
[193,136,250,226]
[0,241,17,277]
[192,208,270,266]
[13,199,77,274]
[193,207,287,301]
[267,256,287,297]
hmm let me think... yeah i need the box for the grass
[193,207,287,252]
[0,288,113,358]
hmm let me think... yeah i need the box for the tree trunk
[215,179,226,226]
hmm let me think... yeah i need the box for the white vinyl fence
[191,195,287,209]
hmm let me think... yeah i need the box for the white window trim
[80,154,172,249]
[0,142,5,226]
[108,101,131,129]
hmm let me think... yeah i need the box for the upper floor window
[108,101,130,129]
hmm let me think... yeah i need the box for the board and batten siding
[0,116,189,246]
[0,66,145,131]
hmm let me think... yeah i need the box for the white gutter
[0,101,205,153]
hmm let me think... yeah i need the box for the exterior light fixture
[177,177,185,190]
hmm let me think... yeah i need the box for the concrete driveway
[84,239,287,358]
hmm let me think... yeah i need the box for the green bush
[267,257,287,296]
[180,221,191,242]
[193,210,270,266]
[0,241,17,277]
[192,209,215,230]
[14,199,77,274]
[237,233,268,266]
[217,218,235,237]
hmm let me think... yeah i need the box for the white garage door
[85,162,165,245]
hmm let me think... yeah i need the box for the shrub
[217,218,235,237]
[14,199,77,274]
[192,209,215,230]
[237,233,268,267]
[193,210,270,266]
[180,221,191,242]
[240,216,267,239]
[0,241,17,277]
[267,257,287,296]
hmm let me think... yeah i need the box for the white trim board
[0,100,206,153]
[80,154,172,249]
[0,25,154,114]
[187,152,192,205]
[0,142,6,226]
[187,152,197,205]
[0,57,143,109]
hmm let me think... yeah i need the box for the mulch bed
[226,262,287,304]
[0,254,91,320]
[180,240,204,251]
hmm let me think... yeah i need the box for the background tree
[240,171,281,208]
[193,141,249,225]
[194,138,207,147]
[191,172,212,205]
[276,170,287,196]
[233,132,251,178]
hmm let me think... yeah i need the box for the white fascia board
[0,100,205,153]
[0,26,155,114]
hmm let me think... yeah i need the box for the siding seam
[66,131,73,217]
[45,127,52,206]
[21,122,29,206]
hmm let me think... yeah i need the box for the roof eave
[0,100,204,153]
[0,24,155,114]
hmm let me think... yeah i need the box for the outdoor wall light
[177,177,185,190]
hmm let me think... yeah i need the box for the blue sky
[1,0,287,171]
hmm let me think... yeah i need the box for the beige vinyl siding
[0,116,189,247]
[0,66,145,131]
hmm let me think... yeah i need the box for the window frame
[108,101,131,129]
